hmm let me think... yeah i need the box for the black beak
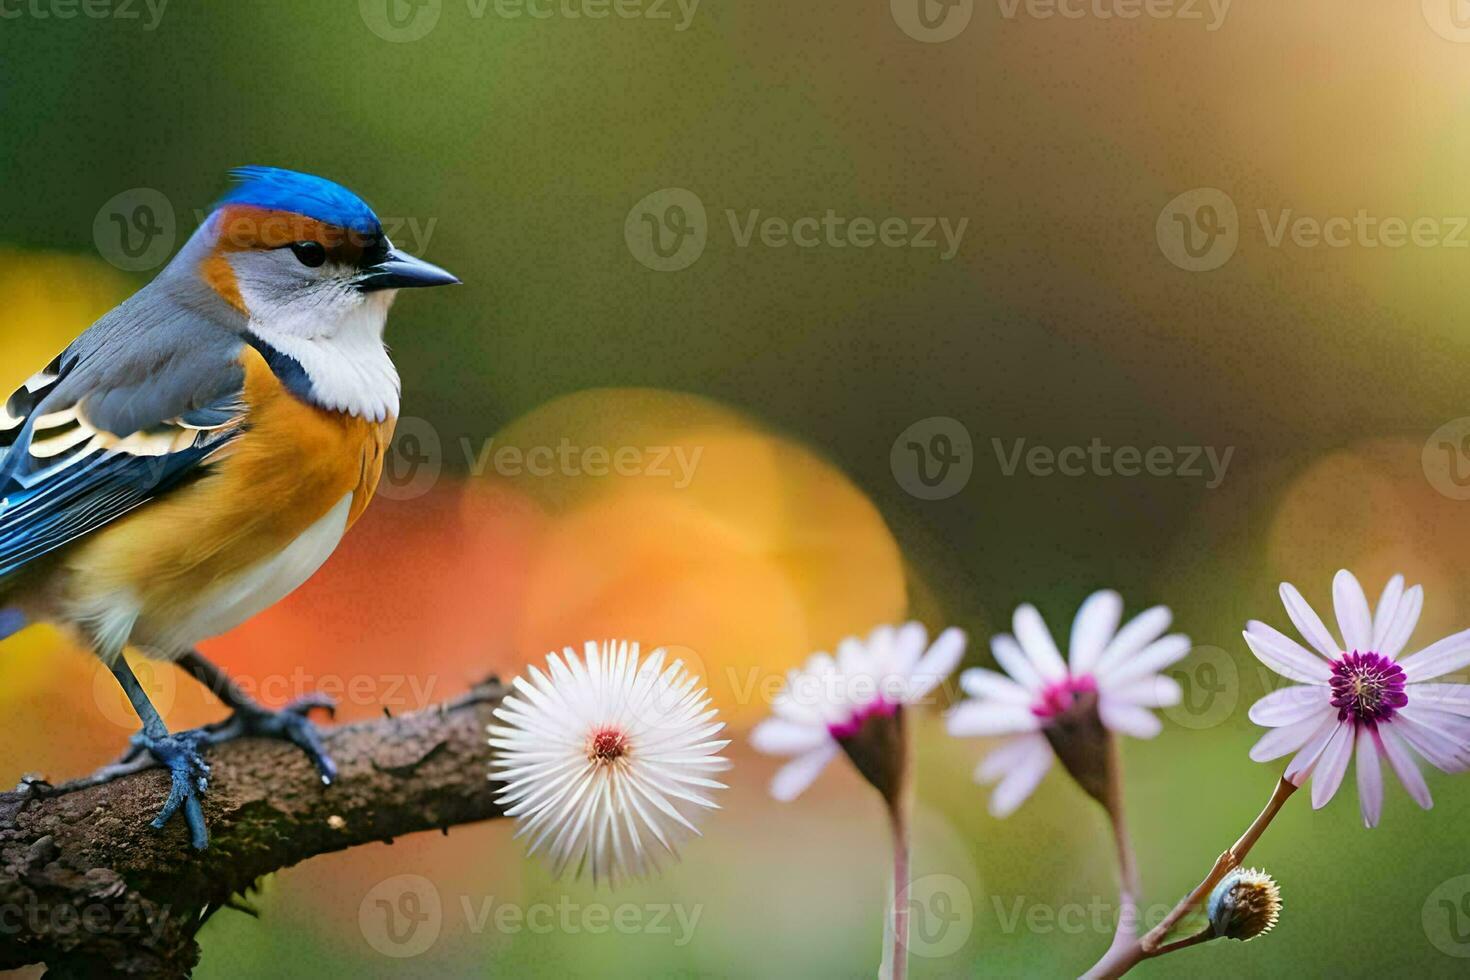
[357,247,460,292]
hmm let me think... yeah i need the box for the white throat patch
[246,291,401,422]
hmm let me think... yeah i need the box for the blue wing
[0,337,246,580]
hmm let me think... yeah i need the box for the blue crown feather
[217,166,383,236]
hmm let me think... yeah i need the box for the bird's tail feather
[0,608,25,641]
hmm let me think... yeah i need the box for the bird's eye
[289,241,327,268]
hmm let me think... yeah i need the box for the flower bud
[1207,867,1281,941]
[1039,688,1114,809]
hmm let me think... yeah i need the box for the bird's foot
[205,694,339,785]
[132,730,211,850]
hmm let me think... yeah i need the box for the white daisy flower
[946,591,1191,817]
[488,640,731,887]
[1244,570,1470,827]
[749,622,966,802]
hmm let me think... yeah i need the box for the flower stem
[886,719,915,980]
[1095,732,1142,967]
[1082,775,1299,979]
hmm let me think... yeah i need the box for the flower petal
[1249,685,1330,727]
[1106,675,1182,708]
[946,701,1041,738]
[1393,709,1470,773]
[1069,590,1122,675]
[1013,604,1067,682]
[988,737,1054,818]
[1355,726,1383,828]
[1097,696,1162,739]
[1407,683,1470,716]
[1310,722,1354,808]
[1250,707,1334,762]
[1333,569,1374,654]
[1243,622,1333,684]
[908,627,965,702]
[977,733,1048,781]
[1376,726,1433,809]
[1283,715,1346,784]
[1100,634,1192,686]
[1380,586,1423,660]
[1399,626,1470,682]
[769,743,838,802]
[750,718,829,756]
[890,621,929,678]
[991,634,1043,691]
[1280,581,1339,658]
[959,667,1033,705]
[1095,605,1172,676]
[1370,575,1404,653]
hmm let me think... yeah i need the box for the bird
[0,167,459,848]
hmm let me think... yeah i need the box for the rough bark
[0,677,508,978]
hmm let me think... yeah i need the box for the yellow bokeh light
[473,387,909,725]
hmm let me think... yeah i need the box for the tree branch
[0,676,508,978]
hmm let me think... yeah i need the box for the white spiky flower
[488,640,731,887]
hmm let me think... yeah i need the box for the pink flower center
[1329,651,1407,725]
[828,698,898,740]
[1032,674,1098,720]
[588,727,629,762]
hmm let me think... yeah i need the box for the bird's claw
[205,696,339,785]
[134,730,210,850]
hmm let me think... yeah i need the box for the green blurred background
[4,1,1470,976]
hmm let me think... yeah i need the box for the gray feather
[0,223,255,578]
[42,226,250,436]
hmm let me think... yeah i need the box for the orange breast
[67,346,394,618]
